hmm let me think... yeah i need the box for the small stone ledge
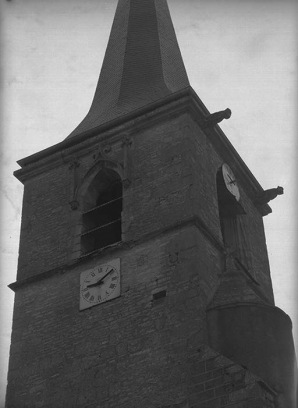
[9,215,224,291]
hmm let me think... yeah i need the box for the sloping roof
[67,0,189,139]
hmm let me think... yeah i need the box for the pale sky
[0,0,297,405]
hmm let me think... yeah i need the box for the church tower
[6,1,297,407]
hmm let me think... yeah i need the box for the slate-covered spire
[67,0,189,139]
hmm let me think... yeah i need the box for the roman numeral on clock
[79,259,120,310]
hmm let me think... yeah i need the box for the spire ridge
[67,0,189,139]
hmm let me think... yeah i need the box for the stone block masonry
[7,103,280,407]
[16,111,273,300]
[7,0,296,403]
[7,224,222,407]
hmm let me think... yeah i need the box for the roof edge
[16,87,194,169]
[14,86,271,215]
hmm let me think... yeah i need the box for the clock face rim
[79,258,120,311]
[222,163,240,201]
[81,267,119,304]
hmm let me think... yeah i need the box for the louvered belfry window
[81,169,122,255]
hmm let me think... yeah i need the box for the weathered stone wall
[8,224,221,407]
[8,109,277,407]
[16,112,273,299]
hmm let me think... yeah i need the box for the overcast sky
[0,0,297,405]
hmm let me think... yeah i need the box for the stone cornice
[14,88,194,182]
[14,87,271,215]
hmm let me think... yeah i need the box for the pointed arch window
[216,167,245,255]
[81,168,122,255]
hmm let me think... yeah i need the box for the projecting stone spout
[254,186,284,206]
[202,108,232,128]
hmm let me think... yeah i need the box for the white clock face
[222,163,240,201]
[80,258,120,310]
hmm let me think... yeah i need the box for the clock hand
[86,281,104,288]
[227,174,236,185]
[87,268,114,288]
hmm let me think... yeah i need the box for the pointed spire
[67,0,189,139]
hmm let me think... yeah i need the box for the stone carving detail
[121,133,132,188]
[202,108,231,128]
[93,143,112,161]
[68,159,81,210]
[69,200,79,211]
[101,143,112,156]
[68,159,81,171]
[254,186,284,206]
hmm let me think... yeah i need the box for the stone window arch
[76,160,124,256]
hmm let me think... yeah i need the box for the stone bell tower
[6,1,297,407]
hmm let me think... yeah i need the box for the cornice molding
[14,87,271,215]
